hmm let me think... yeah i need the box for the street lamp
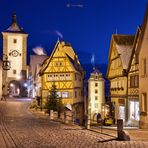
[2,54,11,70]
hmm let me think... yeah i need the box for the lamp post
[2,54,11,71]
[2,54,11,97]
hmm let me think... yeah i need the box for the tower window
[95,83,98,87]
[95,103,98,108]
[95,89,98,94]
[13,69,16,74]
[13,39,17,43]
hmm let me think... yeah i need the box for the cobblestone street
[0,98,148,148]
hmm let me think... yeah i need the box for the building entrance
[8,80,21,97]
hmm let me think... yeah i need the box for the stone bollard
[50,110,54,120]
[87,114,90,129]
[117,119,130,141]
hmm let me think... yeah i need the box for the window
[141,93,147,112]
[95,103,98,108]
[65,73,70,80]
[13,39,17,43]
[48,74,52,81]
[130,75,139,88]
[95,83,98,87]
[56,92,61,97]
[142,58,147,75]
[135,75,139,88]
[13,69,16,74]
[60,74,65,80]
[62,92,68,98]
[95,76,98,79]
[95,96,98,100]
[130,76,134,88]
[95,89,98,94]
[75,91,77,98]
[75,74,77,80]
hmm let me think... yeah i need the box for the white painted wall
[7,35,23,78]
[88,73,105,118]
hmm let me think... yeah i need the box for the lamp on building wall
[2,54,11,70]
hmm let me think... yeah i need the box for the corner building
[39,41,84,124]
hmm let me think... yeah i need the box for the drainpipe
[125,72,128,124]
[41,76,43,111]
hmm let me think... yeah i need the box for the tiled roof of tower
[113,35,135,69]
[92,67,100,74]
[3,12,26,34]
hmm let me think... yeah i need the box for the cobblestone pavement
[0,98,148,148]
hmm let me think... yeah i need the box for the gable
[107,37,122,78]
[43,42,76,73]
[40,41,84,76]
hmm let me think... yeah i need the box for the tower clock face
[11,50,19,57]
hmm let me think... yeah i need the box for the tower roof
[92,67,100,74]
[3,12,26,34]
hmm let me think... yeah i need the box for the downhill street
[0,98,148,148]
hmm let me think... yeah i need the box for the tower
[88,68,105,122]
[2,12,28,97]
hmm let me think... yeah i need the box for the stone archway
[8,80,21,97]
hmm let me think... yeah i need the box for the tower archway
[8,80,21,97]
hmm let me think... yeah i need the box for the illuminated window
[135,75,139,88]
[130,75,139,88]
[62,92,68,98]
[56,92,61,97]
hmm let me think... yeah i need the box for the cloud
[55,30,63,39]
[32,46,47,55]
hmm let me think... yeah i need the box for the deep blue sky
[0,0,147,66]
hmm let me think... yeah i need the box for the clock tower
[2,13,28,97]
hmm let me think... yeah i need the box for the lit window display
[119,106,125,121]
[62,92,68,98]
[129,101,139,121]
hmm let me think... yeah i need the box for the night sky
[0,0,147,72]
